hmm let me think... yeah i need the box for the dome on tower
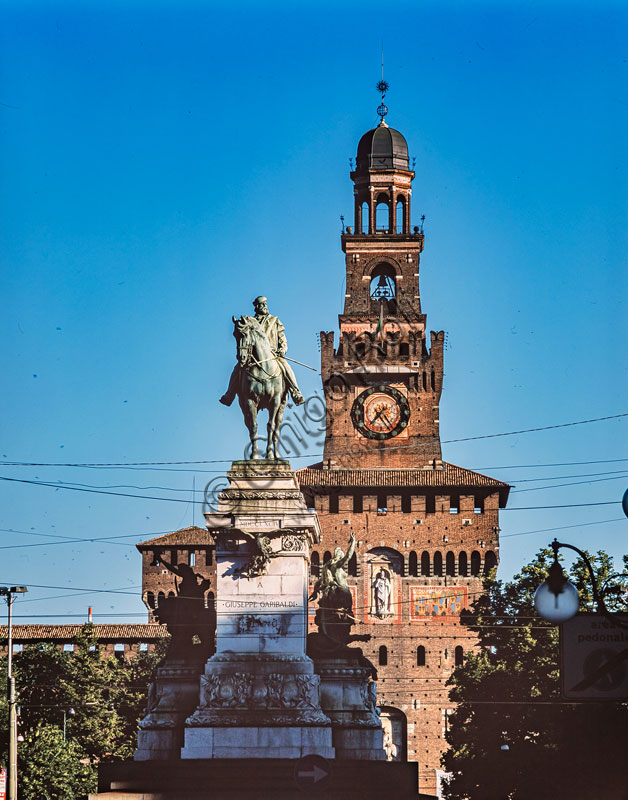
[356,122,409,171]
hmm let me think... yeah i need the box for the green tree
[441,547,628,800]
[19,723,95,800]
[1,624,168,795]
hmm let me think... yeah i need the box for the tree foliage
[0,624,167,799]
[442,548,628,800]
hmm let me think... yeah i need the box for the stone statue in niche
[373,567,393,618]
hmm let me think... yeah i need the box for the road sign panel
[293,754,331,792]
[560,614,628,699]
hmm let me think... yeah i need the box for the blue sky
[1,1,627,624]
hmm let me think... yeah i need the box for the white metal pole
[7,592,17,800]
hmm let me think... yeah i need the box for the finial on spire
[376,43,389,123]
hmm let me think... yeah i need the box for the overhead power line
[1,412,626,467]
[0,473,622,510]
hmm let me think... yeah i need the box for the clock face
[351,385,411,440]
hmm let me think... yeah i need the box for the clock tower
[320,114,443,469]
[299,94,509,797]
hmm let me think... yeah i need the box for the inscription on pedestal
[219,599,300,611]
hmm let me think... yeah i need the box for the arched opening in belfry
[396,198,405,233]
[485,550,498,575]
[375,194,390,232]
[361,202,369,234]
[370,263,397,315]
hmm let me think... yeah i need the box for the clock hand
[380,410,394,429]
[371,407,387,424]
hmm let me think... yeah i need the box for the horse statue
[227,314,288,459]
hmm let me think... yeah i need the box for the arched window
[167,591,176,599]
[485,550,498,575]
[395,198,405,233]
[361,202,369,234]
[146,591,155,609]
[416,645,426,666]
[430,370,436,390]
[446,551,456,577]
[348,552,358,577]
[421,551,430,577]
[471,551,481,576]
[370,263,396,305]
[375,196,390,231]
[458,551,468,577]
[157,591,165,607]
[433,551,443,577]
[205,591,215,611]
[323,550,332,565]
[408,551,418,577]
[422,371,427,391]
[378,645,388,666]
[455,645,464,666]
[311,551,320,578]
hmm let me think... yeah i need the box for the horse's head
[232,315,262,367]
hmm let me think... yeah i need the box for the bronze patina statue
[308,533,371,652]
[220,296,305,459]
[153,553,214,657]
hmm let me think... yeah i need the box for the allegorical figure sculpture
[220,296,304,459]
[153,552,214,657]
[308,533,368,651]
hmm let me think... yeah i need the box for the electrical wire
[1,412,626,467]
[0,474,622,510]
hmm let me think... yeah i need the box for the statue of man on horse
[220,296,305,459]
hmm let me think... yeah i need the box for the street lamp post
[1,586,28,800]
[534,539,627,629]
[62,707,75,743]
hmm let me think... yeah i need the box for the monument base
[134,652,208,761]
[182,726,335,760]
[90,758,420,799]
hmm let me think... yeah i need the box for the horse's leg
[240,396,259,459]
[267,378,288,459]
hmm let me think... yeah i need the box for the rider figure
[220,296,305,406]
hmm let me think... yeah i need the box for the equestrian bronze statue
[220,296,304,460]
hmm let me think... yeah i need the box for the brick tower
[298,102,509,797]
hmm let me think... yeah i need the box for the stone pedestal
[181,460,334,760]
[134,652,207,760]
[308,634,386,760]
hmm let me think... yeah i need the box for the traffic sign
[560,614,628,699]
[293,754,331,792]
